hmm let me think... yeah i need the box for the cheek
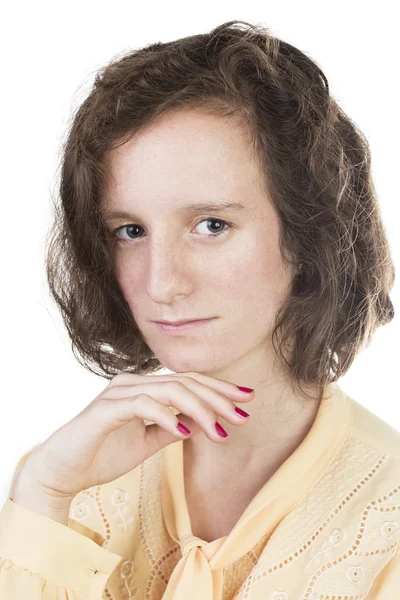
[112,257,139,305]
[215,236,282,295]
[217,248,292,332]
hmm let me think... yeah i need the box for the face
[100,108,296,374]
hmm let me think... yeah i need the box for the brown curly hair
[44,19,396,400]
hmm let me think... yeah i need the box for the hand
[14,371,254,504]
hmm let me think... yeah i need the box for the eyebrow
[100,200,248,222]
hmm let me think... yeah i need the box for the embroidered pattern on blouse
[70,499,92,521]
[68,434,400,600]
[234,436,400,599]
[75,487,117,599]
[111,488,135,533]
[71,485,138,599]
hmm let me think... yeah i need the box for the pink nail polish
[215,422,228,437]
[234,407,250,418]
[237,386,254,393]
[177,422,191,436]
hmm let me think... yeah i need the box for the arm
[0,447,123,599]
[11,467,72,526]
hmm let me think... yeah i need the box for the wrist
[11,472,73,526]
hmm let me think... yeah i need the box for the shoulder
[347,392,400,460]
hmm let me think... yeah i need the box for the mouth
[153,317,216,333]
[154,318,213,326]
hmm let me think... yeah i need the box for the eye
[111,217,232,244]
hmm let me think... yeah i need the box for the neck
[184,362,323,470]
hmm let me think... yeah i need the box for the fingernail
[237,386,254,393]
[234,407,250,418]
[177,422,191,436]
[215,422,228,437]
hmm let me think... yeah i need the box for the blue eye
[112,216,232,244]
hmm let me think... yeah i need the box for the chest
[183,453,267,543]
[184,479,252,543]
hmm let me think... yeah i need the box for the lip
[155,318,211,326]
[154,317,216,333]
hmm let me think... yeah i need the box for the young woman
[0,19,398,599]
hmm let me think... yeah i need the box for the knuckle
[179,371,197,380]
[132,392,151,402]
[166,380,185,393]
[174,375,195,387]
[112,372,138,384]
[175,375,198,389]
[110,373,125,383]
[97,389,118,402]
[96,396,121,414]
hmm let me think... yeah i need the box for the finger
[143,415,203,457]
[104,378,250,427]
[111,371,255,402]
[162,375,251,426]
[89,394,193,441]
[176,371,255,402]
[103,381,231,443]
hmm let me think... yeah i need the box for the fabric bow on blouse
[160,382,351,599]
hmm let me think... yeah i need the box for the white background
[1,1,398,506]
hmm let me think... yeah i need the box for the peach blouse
[1,381,400,598]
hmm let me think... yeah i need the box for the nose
[144,239,192,303]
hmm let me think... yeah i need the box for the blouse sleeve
[0,445,123,598]
[365,547,400,598]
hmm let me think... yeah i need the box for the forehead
[101,109,269,216]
